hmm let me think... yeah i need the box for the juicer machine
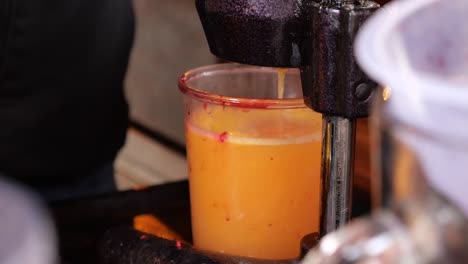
[195,0,379,236]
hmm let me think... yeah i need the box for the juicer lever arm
[300,0,379,118]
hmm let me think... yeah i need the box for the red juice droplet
[219,132,228,143]
[176,240,182,250]
[203,103,207,110]
[140,235,148,240]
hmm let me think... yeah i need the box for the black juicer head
[196,0,312,68]
[196,0,379,118]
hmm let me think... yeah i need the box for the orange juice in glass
[178,64,322,260]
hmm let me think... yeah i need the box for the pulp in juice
[186,107,321,259]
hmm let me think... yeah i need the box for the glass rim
[178,63,307,109]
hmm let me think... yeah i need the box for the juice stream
[277,68,288,99]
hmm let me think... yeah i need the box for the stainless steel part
[320,116,356,237]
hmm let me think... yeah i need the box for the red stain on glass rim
[178,64,305,109]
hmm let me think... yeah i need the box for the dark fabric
[0,1,134,185]
[36,161,116,202]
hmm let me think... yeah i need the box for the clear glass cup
[178,63,322,260]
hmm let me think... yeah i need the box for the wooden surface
[115,128,188,191]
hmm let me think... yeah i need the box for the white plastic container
[0,178,57,264]
[302,1,468,262]
[355,0,468,217]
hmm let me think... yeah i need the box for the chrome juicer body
[195,0,379,236]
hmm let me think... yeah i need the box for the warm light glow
[382,87,392,101]
[320,235,340,255]
[133,214,184,241]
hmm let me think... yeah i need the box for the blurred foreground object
[0,177,57,264]
[303,0,468,263]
